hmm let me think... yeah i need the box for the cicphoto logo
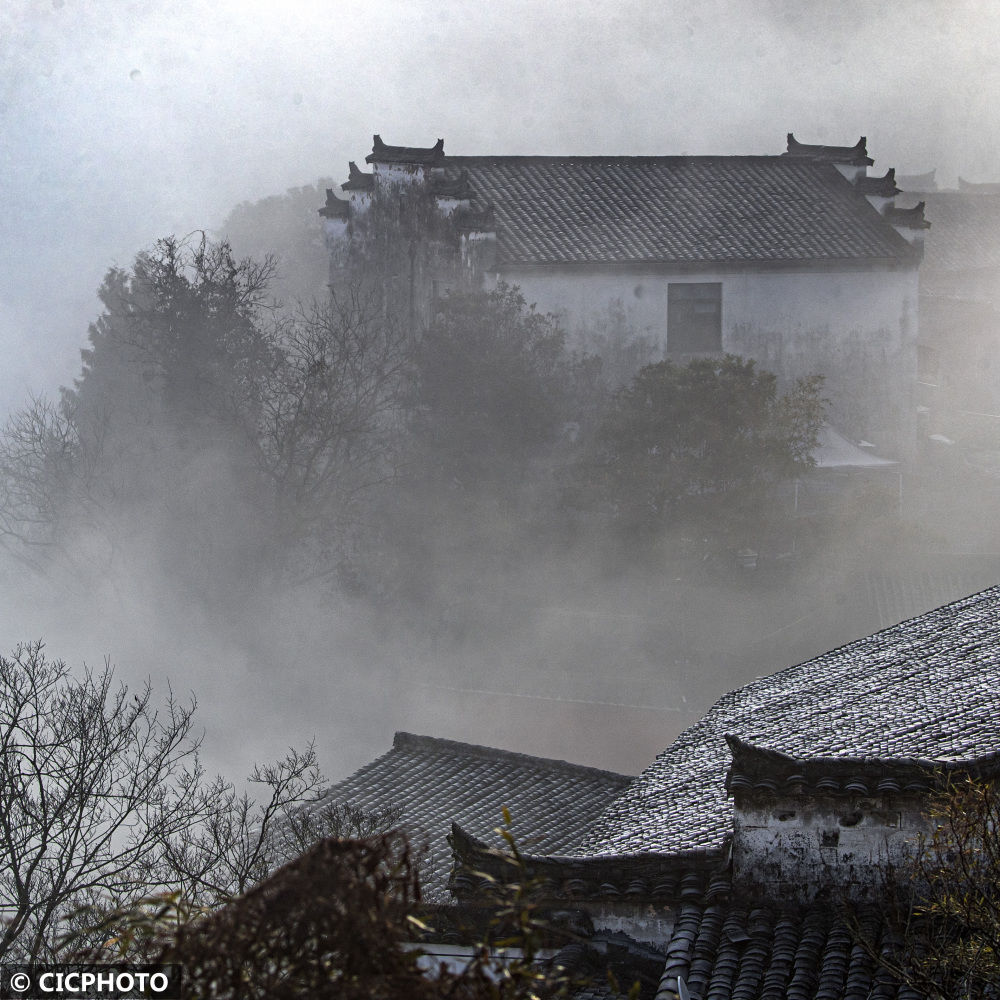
[1,965,181,999]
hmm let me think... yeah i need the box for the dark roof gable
[886,201,931,230]
[367,134,445,165]
[341,161,374,191]
[318,188,349,220]
[855,168,900,198]
[783,132,873,165]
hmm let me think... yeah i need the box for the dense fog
[3,0,1000,791]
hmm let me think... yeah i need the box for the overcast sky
[3,0,999,416]
[3,0,1000,416]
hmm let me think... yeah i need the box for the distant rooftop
[896,188,1000,272]
[959,176,1000,194]
[896,168,937,192]
[316,732,631,902]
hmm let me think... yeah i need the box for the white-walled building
[324,133,928,458]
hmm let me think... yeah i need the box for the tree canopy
[569,355,825,541]
[409,283,573,490]
[0,237,407,594]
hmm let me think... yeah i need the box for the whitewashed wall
[491,265,920,457]
[732,793,929,903]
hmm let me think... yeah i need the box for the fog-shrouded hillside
[5,0,1000,792]
[4,178,1000,788]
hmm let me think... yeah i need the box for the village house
[894,174,1000,451]
[322,133,928,459]
[319,585,1000,997]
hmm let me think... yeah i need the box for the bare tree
[856,774,1000,999]
[0,642,204,961]
[0,397,84,572]
[280,798,404,855]
[0,641,385,962]
[248,283,410,581]
[160,744,335,907]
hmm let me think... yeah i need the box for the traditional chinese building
[323,133,928,458]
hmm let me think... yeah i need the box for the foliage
[74,834,429,998]
[0,237,409,593]
[463,808,635,999]
[74,817,595,999]
[864,776,1000,999]
[68,234,277,434]
[409,283,575,490]
[568,355,825,541]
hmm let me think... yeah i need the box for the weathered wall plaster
[732,793,931,903]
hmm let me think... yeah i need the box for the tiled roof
[454,834,918,999]
[896,169,936,192]
[450,822,727,907]
[545,881,917,1000]
[896,189,1000,272]
[581,585,1000,857]
[958,176,1000,194]
[725,735,1000,801]
[439,156,915,266]
[317,732,631,902]
[653,899,917,1000]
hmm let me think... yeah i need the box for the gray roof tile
[319,732,630,902]
[581,585,1000,857]
[440,156,915,267]
[652,900,910,1000]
